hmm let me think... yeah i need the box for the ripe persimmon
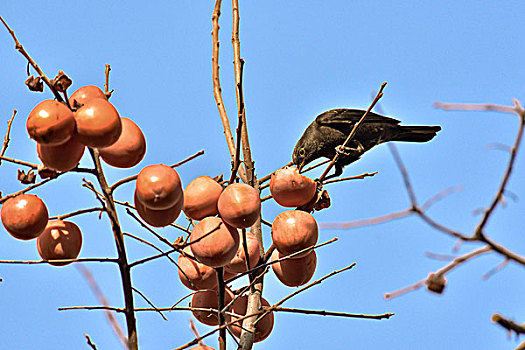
[26,99,76,146]
[217,183,260,229]
[1,194,48,240]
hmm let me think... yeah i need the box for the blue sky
[1,1,524,349]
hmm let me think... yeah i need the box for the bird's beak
[298,160,305,173]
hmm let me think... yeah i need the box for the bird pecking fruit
[270,166,317,207]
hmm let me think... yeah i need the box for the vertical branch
[231,2,265,350]
[388,144,418,206]
[231,7,253,186]
[474,100,525,239]
[212,0,247,183]
[228,93,244,184]
[216,267,227,350]
[88,148,138,350]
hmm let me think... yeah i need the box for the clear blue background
[1,1,524,349]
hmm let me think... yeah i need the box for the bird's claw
[335,143,364,157]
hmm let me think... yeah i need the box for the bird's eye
[299,148,306,157]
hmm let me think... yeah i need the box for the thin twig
[0,16,63,101]
[129,247,179,268]
[50,207,104,220]
[482,258,509,280]
[273,307,393,320]
[491,313,525,336]
[189,320,204,346]
[323,171,378,185]
[85,334,98,350]
[384,246,492,300]
[274,263,355,309]
[110,150,204,193]
[0,110,17,166]
[0,178,54,204]
[125,208,176,248]
[228,59,245,185]
[473,101,525,239]
[433,102,517,114]
[254,264,357,327]
[388,144,417,205]
[173,310,265,350]
[319,209,411,230]
[0,257,118,265]
[132,287,167,321]
[0,155,39,169]
[104,64,114,99]
[420,185,463,211]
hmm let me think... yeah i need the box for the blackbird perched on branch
[292,108,441,178]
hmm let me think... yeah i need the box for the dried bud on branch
[50,70,72,92]
[425,273,447,294]
[25,75,43,92]
[17,169,36,184]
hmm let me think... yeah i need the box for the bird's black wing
[315,108,401,126]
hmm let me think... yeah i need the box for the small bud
[51,70,72,92]
[314,189,331,211]
[38,167,59,179]
[17,169,36,184]
[25,75,44,92]
[172,236,184,249]
[425,273,447,294]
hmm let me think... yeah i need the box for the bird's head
[292,136,317,172]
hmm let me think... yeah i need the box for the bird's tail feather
[393,125,441,143]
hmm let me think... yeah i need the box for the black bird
[292,108,441,178]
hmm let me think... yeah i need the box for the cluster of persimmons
[1,84,322,347]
